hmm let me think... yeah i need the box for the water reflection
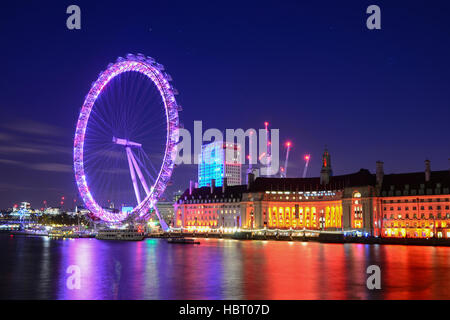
[0,234,449,299]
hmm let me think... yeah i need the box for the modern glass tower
[198,141,242,187]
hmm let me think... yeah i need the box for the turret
[425,159,431,182]
[376,161,384,186]
[222,177,227,193]
[210,179,215,194]
[247,172,255,189]
[320,147,333,185]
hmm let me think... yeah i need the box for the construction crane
[248,129,254,171]
[281,141,292,178]
[263,121,271,177]
[302,154,311,178]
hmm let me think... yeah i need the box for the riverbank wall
[149,231,450,247]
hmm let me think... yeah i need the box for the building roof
[178,169,450,202]
[248,169,376,192]
[178,184,248,202]
[381,170,450,192]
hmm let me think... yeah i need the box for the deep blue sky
[0,0,449,209]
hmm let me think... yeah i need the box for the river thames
[0,234,449,300]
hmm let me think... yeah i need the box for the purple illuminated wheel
[73,54,180,224]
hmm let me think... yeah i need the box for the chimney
[247,172,255,189]
[425,159,431,182]
[210,179,215,194]
[222,177,227,193]
[189,180,193,195]
[376,161,384,186]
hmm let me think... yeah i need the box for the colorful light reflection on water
[0,235,449,299]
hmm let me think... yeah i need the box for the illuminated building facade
[198,141,241,187]
[379,161,450,239]
[240,169,375,233]
[174,183,246,232]
[177,150,450,239]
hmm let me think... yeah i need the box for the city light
[0,3,449,303]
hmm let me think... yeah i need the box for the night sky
[0,0,449,209]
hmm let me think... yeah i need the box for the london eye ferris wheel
[73,54,180,227]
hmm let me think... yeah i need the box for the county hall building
[174,150,450,239]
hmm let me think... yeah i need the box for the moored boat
[96,228,145,241]
[167,237,200,244]
[48,229,78,238]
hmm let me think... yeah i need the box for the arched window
[352,191,363,228]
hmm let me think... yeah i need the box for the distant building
[121,206,133,214]
[156,201,175,225]
[74,206,90,216]
[20,202,31,210]
[44,207,61,215]
[175,149,450,239]
[198,141,241,187]
[173,189,184,202]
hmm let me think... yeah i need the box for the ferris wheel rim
[73,54,179,223]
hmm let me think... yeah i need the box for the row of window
[384,221,448,228]
[183,204,240,210]
[184,219,240,228]
[383,206,450,211]
[185,209,239,215]
[264,195,338,201]
[382,198,450,204]
[186,215,219,220]
[383,213,450,219]
[382,189,450,196]
[181,197,240,204]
